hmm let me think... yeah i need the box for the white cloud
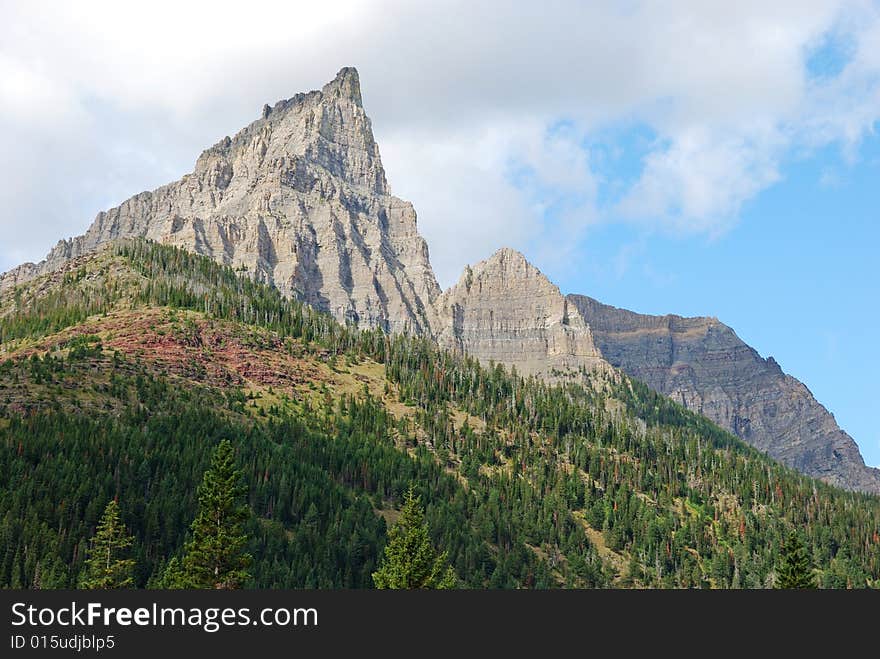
[380,122,541,287]
[617,123,784,233]
[0,55,82,125]
[799,14,880,155]
[384,120,602,286]
[1,0,879,283]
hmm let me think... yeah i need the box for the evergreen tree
[373,486,457,589]
[169,440,253,589]
[775,531,816,589]
[79,500,136,589]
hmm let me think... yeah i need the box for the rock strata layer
[433,248,608,379]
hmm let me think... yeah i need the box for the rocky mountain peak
[191,65,386,197]
[432,250,608,379]
[1,68,438,334]
[479,247,542,277]
[322,66,363,106]
[486,246,531,264]
[456,247,560,296]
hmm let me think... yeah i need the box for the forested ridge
[1,240,878,588]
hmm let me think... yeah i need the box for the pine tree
[775,530,816,589]
[79,500,136,589]
[372,485,457,589]
[168,440,253,589]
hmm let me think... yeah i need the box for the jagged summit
[481,246,539,271]
[452,247,557,294]
[321,66,363,106]
[0,68,438,334]
[487,246,528,261]
[193,65,385,195]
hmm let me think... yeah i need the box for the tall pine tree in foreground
[164,440,253,589]
[79,500,136,589]
[373,485,457,589]
[775,530,816,589]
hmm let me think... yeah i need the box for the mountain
[0,68,439,335]
[1,66,877,494]
[1,240,878,589]
[567,295,880,494]
[441,251,880,493]
[433,248,608,380]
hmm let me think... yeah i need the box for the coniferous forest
[1,240,878,589]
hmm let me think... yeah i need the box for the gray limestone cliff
[432,248,609,379]
[0,68,440,334]
[568,294,880,493]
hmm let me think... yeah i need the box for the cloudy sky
[1,1,879,465]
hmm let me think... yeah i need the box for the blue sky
[1,1,878,466]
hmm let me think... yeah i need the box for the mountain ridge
[567,293,880,493]
[1,66,876,493]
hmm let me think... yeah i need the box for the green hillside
[1,240,878,588]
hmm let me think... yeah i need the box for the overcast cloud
[1,0,878,286]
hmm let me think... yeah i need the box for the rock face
[569,294,880,493]
[0,68,440,334]
[433,248,608,378]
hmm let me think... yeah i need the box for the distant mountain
[440,253,880,493]
[2,66,877,494]
[568,295,880,493]
[433,248,608,380]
